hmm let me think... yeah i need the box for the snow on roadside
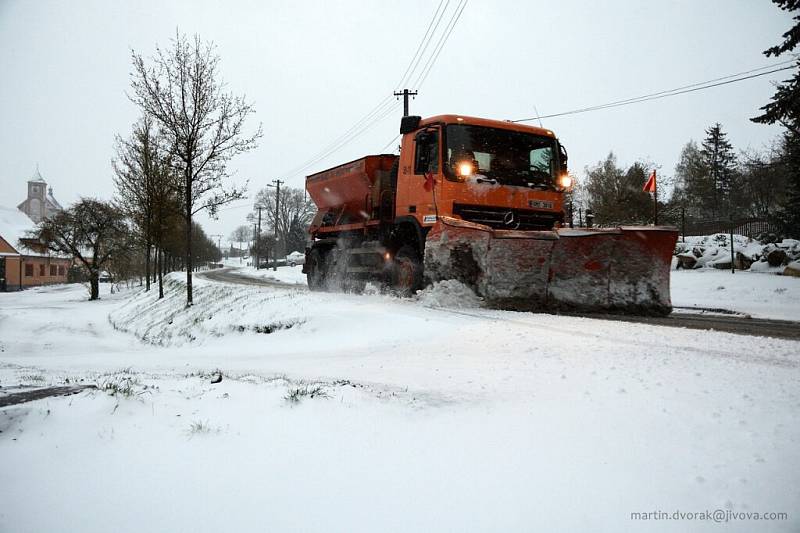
[2,275,800,532]
[232,264,308,285]
[109,272,443,351]
[670,269,800,320]
[416,279,483,308]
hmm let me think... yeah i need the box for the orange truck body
[304,113,678,314]
[306,114,566,238]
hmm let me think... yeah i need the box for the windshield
[445,124,558,188]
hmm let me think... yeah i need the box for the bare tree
[229,224,251,257]
[252,187,315,254]
[129,32,261,305]
[32,199,131,300]
[113,115,182,299]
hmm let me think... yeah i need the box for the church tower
[17,167,62,223]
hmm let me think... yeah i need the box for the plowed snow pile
[415,279,483,308]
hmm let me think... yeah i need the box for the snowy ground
[671,269,800,320]
[0,275,799,532]
[227,264,800,320]
[233,263,308,285]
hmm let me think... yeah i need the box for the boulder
[676,254,697,269]
[783,261,800,277]
[767,248,787,267]
[712,259,732,270]
[735,252,753,270]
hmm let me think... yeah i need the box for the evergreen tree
[752,0,800,237]
[699,123,736,219]
[584,153,653,225]
[285,215,308,255]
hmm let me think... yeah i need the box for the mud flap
[424,217,678,315]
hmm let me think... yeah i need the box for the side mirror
[558,142,569,174]
[400,115,422,134]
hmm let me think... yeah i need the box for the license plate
[528,200,553,209]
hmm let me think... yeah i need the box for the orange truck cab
[304,114,572,292]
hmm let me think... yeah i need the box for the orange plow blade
[424,217,679,315]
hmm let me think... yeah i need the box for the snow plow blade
[424,217,679,315]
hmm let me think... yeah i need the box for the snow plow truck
[303,114,678,315]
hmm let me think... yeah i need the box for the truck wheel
[392,245,423,296]
[306,249,326,290]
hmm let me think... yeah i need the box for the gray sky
[0,0,791,245]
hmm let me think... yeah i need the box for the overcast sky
[0,0,792,245]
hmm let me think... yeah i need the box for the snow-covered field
[671,269,800,320]
[1,274,799,532]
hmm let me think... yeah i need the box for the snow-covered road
[0,276,798,532]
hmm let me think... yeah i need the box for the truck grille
[452,203,563,231]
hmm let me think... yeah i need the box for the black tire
[391,245,423,296]
[306,248,326,290]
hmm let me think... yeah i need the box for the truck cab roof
[419,114,556,138]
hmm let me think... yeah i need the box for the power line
[283,100,401,181]
[279,95,394,179]
[276,2,454,182]
[415,0,469,89]
[396,0,447,89]
[378,134,401,153]
[513,62,796,123]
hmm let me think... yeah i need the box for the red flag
[643,170,656,193]
[424,171,437,192]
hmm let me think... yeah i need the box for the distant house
[0,205,71,291]
[17,168,63,223]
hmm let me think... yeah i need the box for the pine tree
[752,0,800,237]
[699,123,736,219]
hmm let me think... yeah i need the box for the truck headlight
[457,162,474,178]
[558,174,573,189]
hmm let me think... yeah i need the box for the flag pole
[653,169,658,226]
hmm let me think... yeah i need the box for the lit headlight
[558,174,573,189]
[457,162,474,178]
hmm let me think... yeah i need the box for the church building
[17,168,63,223]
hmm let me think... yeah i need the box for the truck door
[396,127,440,220]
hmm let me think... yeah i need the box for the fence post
[681,206,686,243]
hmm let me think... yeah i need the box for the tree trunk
[157,247,164,299]
[89,272,100,301]
[145,241,151,291]
[185,167,193,306]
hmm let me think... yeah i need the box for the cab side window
[414,130,439,174]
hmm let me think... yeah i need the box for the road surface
[199,268,800,340]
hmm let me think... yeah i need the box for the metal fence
[682,217,780,239]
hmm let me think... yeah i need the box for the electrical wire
[279,95,394,179]
[276,2,451,182]
[378,134,401,153]
[283,101,403,180]
[414,0,468,89]
[513,62,796,123]
[395,0,447,90]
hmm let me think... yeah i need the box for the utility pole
[210,234,223,263]
[394,89,418,117]
[255,206,264,269]
[252,223,257,267]
[267,179,284,271]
